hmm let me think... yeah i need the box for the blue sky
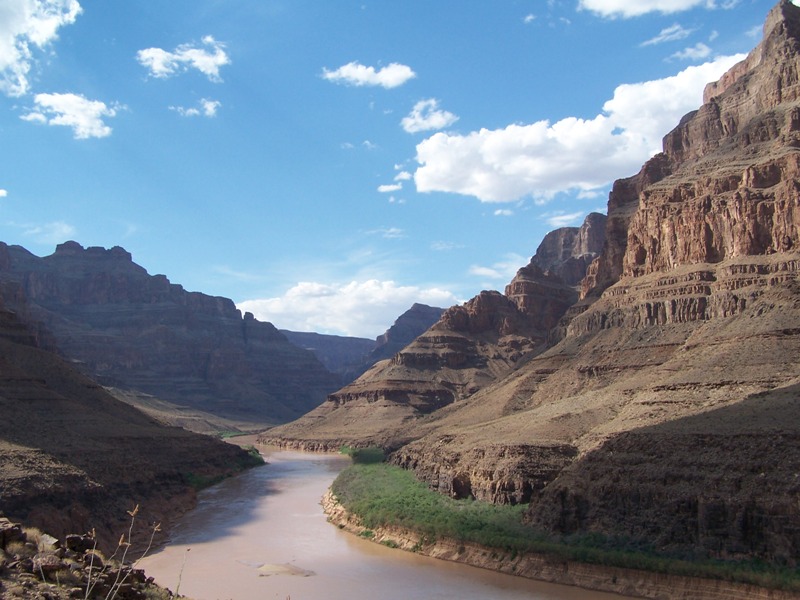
[0,0,776,338]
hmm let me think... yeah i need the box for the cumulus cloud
[22,220,76,244]
[431,241,463,251]
[413,54,744,203]
[671,42,712,61]
[0,189,7,197]
[401,98,459,133]
[237,280,459,338]
[322,61,416,88]
[494,209,513,216]
[394,170,412,181]
[544,211,585,227]
[378,183,402,193]
[0,0,82,97]
[579,0,737,18]
[367,227,405,239]
[170,98,221,117]
[469,253,527,281]
[21,92,122,138]
[641,23,694,46]
[137,35,230,81]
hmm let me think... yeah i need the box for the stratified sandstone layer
[272,0,800,568]
[0,241,340,428]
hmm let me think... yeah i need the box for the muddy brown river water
[140,450,632,600]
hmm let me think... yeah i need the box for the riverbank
[322,490,796,600]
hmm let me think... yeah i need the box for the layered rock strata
[0,241,340,428]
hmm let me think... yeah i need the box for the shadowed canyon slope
[0,293,261,549]
[268,0,800,564]
[0,241,340,430]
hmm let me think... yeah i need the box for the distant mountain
[266,0,800,565]
[280,330,375,382]
[0,241,340,430]
[282,303,446,385]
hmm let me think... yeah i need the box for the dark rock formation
[0,241,340,427]
[531,212,606,286]
[0,295,262,549]
[0,518,176,599]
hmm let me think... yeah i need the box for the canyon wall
[0,241,340,428]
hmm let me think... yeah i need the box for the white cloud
[494,209,513,216]
[641,23,694,46]
[237,280,459,338]
[0,189,7,198]
[378,183,402,193]
[23,220,76,244]
[670,42,712,61]
[137,35,230,81]
[579,0,736,18]
[365,226,405,239]
[171,98,221,117]
[322,61,416,88]
[431,241,463,251]
[0,0,82,97]
[21,92,122,138]
[524,14,536,24]
[469,253,527,281]
[413,54,744,203]
[544,211,585,227]
[745,25,762,39]
[401,98,459,133]
[394,170,412,181]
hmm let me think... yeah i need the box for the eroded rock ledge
[322,491,795,600]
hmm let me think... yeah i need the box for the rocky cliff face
[273,1,800,566]
[0,241,340,428]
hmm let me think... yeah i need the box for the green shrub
[340,446,385,464]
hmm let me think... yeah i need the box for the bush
[340,446,385,464]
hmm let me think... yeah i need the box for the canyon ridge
[265,0,800,566]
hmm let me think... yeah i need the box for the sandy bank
[322,490,796,600]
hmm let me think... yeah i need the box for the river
[140,450,632,600]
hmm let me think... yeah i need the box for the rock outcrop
[0,241,340,428]
[0,519,176,600]
[273,0,800,567]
